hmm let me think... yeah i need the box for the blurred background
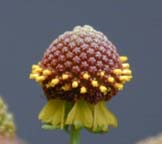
[0,0,162,144]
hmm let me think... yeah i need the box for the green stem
[70,126,80,144]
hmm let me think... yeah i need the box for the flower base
[38,99,118,133]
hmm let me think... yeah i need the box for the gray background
[0,0,162,144]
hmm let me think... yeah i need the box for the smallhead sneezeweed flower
[0,97,16,137]
[0,97,25,144]
[0,97,24,144]
[29,25,132,144]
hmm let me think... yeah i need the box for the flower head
[29,25,132,133]
[0,97,27,144]
[0,97,16,137]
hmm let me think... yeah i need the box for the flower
[0,97,24,144]
[0,97,16,137]
[29,25,132,133]
[136,133,162,144]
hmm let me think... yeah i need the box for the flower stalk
[70,126,80,144]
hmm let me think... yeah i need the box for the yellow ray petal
[66,100,93,129]
[38,99,65,129]
[91,101,118,132]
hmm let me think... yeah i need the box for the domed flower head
[29,25,132,133]
[0,97,16,137]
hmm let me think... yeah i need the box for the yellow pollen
[99,85,107,94]
[29,73,39,79]
[122,69,132,75]
[32,65,42,73]
[120,56,128,62]
[62,74,69,80]
[119,75,132,82]
[83,73,90,80]
[108,76,115,83]
[80,86,87,93]
[32,64,40,70]
[114,83,123,90]
[100,71,105,77]
[72,81,79,88]
[33,69,42,73]
[62,84,71,91]
[43,69,52,76]
[122,63,130,69]
[113,69,122,75]
[91,80,99,87]
[50,78,60,87]
[35,76,46,82]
